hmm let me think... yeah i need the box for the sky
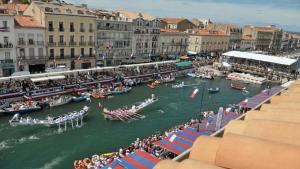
[69,0,300,32]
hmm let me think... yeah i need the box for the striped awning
[102,150,159,169]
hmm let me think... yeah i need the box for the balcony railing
[48,42,56,47]
[59,28,64,32]
[0,26,10,32]
[69,42,77,46]
[70,28,75,32]
[36,41,44,45]
[0,43,13,49]
[80,28,85,32]
[88,41,94,46]
[28,41,35,45]
[18,41,26,46]
[0,59,13,64]
[79,42,86,46]
[57,42,66,46]
[48,27,54,32]
[89,29,94,32]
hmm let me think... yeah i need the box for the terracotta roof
[116,10,155,20]
[2,3,29,12]
[194,29,228,36]
[242,35,254,40]
[244,25,279,31]
[160,18,184,24]
[14,15,44,28]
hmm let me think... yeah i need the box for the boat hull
[2,107,42,115]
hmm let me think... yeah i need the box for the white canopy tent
[222,51,297,66]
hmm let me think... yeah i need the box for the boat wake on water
[0,135,40,151]
[36,154,67,169]
[158,109,165,114]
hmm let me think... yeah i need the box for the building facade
[95,11,133,66]
[243,25,283,54]
[207,23,242,50]
[160,18,195,32]
[15,15,46,73]
[118,11,160,63]
[240,35,256,51]
[0,8,16,76]
[24,1,96,70]
[188,29,229,56]
[191,18,212,28]
[158,29,188,59]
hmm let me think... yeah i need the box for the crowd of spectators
[74,118,202,169]
[0,63,177,96]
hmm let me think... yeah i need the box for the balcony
[80,28,85,32]
[70,28,75,32]
[69,42,77,46]
[22,56,47,64]
[48,42,56,47]
[18,41,26,46]
[0,59,14,68]
[0,43,13,49]
[48,27,54,32]
[36,41,44,46]
[57,42,66,46]
[88,41,94,46]
[27,41,35,46]
[0,26,10,32]
[79,42,86,46]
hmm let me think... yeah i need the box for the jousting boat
[111,86,132,95]
[231,84,246,91]
[9,106,89,127]
[103,94,158,121]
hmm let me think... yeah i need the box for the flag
[215,107,223,131]
[53,57,56,68]
[77,55,81,61]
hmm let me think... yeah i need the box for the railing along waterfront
[0,60,178,81]
[172,84,289,162]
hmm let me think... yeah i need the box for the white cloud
[70,0,300,31]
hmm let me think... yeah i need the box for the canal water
[0,77,264,169]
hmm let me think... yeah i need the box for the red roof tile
[195,29,228,36]
[2,4,29,12]
[14,15,44,28]
[160,18,184,24]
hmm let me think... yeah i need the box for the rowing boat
[231,84,246,91]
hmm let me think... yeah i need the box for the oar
[113,114,125,121]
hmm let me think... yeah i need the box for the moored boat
[172,82,185,88]
[111,86,132,94]
[0,101,42,115]
[49,96,73,107]
[231,84,246,91]
[208,87,220,93]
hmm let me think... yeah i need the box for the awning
[176,61,192,67]
[31,75,65,82]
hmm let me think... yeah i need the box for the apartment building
[191,18,212,28]
[24,1,96,70]
[243,25,283,53]
[240,35,256,51]
[159,18,195,32]
[0,8,16,76]
[158,29,188,59]
[207,23,242,50]
[15,15,46,73]
[188,29,229,56]
[117,11,160,63]
[95,10,133,66]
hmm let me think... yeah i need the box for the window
[48,21,53,31]
[70,35,74,43]
[2,21,7,28]
[70,22,74,32]
[71,48,75,58]
[59,35,64,43]
[3,36,8,44]
[60,48,64,58]
[19,48,25,58]
[59,22,64,32]
[38,48,43,57]
[29,48,34,57]
[89,36,93,43]
[89,23,93,32]
[80,23,84,32]
[89,48,93,56]
[5,52,10,59]
[80,48,84,57]
[80,36,84,43]
[49,35,54,43]
[28,38,34,45]
[49,49,54,58]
